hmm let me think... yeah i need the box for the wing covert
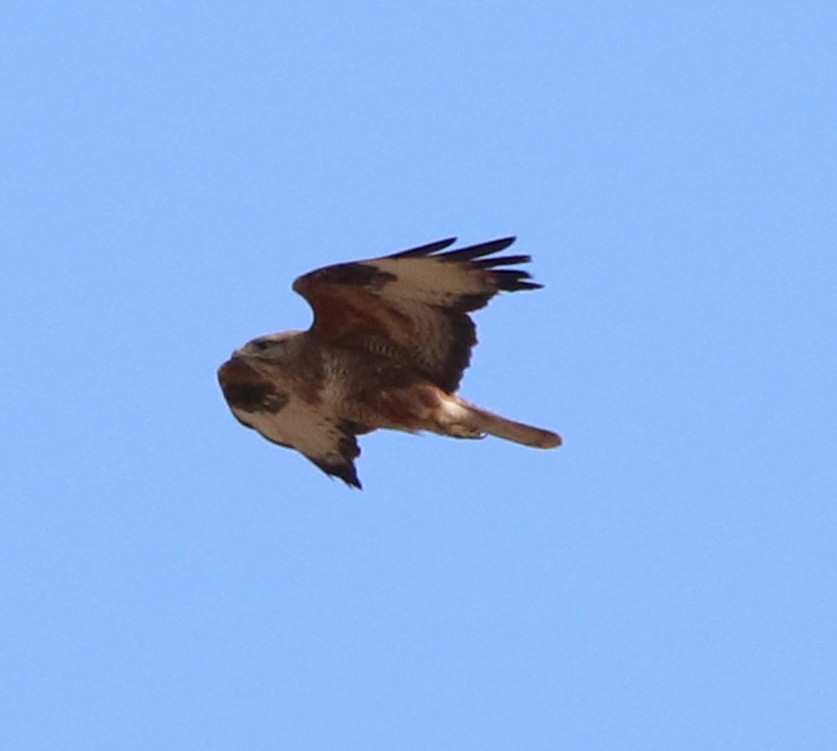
[292,236,543,393]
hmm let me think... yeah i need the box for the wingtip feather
[390,237,458,258]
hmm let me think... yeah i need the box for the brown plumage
[218,236,561,488]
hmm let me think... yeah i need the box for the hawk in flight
[218,237,561,488]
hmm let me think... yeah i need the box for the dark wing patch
[305,422,363,489]
[218,358,290,415]
[306,262,396,289]
[293,236,543,393]
[217,358,364,489]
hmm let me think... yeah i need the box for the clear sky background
[2,2,835,749]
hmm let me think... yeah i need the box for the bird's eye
[253,340,271,351]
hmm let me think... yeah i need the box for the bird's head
[232,330,304,361]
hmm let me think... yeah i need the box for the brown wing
[217,358,364,488]
[292,237,541,393]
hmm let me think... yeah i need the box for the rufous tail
[447,398,561,449]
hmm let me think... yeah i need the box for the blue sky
[2,2,835,749]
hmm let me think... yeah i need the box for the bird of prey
[218,236,561,488]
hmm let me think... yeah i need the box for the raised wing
[292,237,541,393]
[217,358,364,488]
